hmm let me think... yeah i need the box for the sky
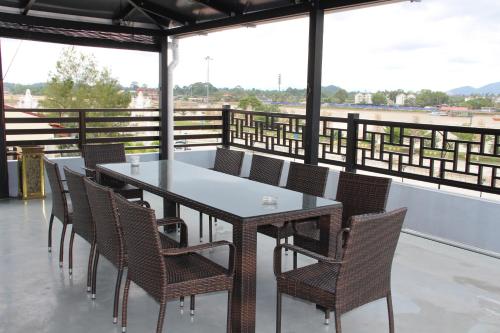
[1,0,500,92]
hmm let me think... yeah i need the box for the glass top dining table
[96,159,342,333]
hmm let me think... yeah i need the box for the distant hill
[448,82,500,96]
[321,85,341,94]
[4,82,46,95]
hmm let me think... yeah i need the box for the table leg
[163,198,177,233]
[231,223,257,333]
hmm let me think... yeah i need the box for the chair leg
[59,224,67,268]
[122,278,131,333]
[48,214,54,253]
[276,291,282,333]
[180,296,184,308]
[199,212,203,242]
[387,292,395,333]
[87,241,96,292]
[284,237,289,255]
[214,217,218,226]
[324,309,330,325]
[113,267,124,324]
[334,310,341,333]
[156,302,167,333]
[190,295,195,315]
[91,250,100,299]
[226,291,232,333]
[293,251,298,270]
[68,229,75,277]
[209,216,213,243]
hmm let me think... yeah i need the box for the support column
[304,0,324,165]
[0,40,9,198]
[159,37,170,160]
[158,37,176,220]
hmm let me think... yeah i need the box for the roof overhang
[0,0,403,51]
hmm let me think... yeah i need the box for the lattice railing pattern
[318,117,348,167]
[355,119,500,193]
[229,110,306,158]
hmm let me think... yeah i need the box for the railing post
[78,110,86,152]
[0,40,8,198]
[345,113,359,173]
[222,104,231,148]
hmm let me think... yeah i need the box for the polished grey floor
[1,194,500,333]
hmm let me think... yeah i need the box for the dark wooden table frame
[97,163,342,333]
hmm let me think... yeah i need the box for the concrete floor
[1,194,500,333]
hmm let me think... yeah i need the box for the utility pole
[278,73,281,92]
[205,56,213,104]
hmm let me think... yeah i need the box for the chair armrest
[273,244,342,277]
[156,217,188,247]
[162,240,235,276]
[82,167,96,178]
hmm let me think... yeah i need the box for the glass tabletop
[98,159,340,219]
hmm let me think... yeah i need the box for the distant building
[395,93,406,106]
[354,93,372,104]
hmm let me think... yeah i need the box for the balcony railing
[5,107,500,195]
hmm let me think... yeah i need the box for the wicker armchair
[257,162,329,249]
[293,172,392,267]
[248,154,284,186]
[82,143,143,201]
[274,208,408,333]
[199,147,245,242]
[44,157,72,268]
[115,193,235,333]
[83,178,187,324]
[63,167,95,288]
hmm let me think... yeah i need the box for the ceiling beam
[0,12,162,36]
[113,4,136,23]
[127,0,169,29]
[129,0,194,26]
[21,0,37,15]
[192,0,241,16]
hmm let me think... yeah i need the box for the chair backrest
[335,208,407,314]
[82,143,126,170]
[43,157,69,223]
[285,162,329,197]
[213,147,244,176]
[335,172,391,228]
[248,154,284,186]
[115,194,166,302]
[63,166,94,242]
[83,178,124,267]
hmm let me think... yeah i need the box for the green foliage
[40,47,130,110]
[415,89,449,107]
[237,95,279,112]
[4,82,45,95]
[333,88,348,103]
[372,92,388,105]
[462,97,494,110]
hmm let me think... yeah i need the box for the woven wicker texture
[294,172,392,255]
[213,147,244,176]
[285,162,329,197]
[82,143,143,199]
[275,208,407,332]
[114,194,234,333]
[63,167,94,243]
[258,162,329,241]
[44,157,70,224]
[248,154,284,186]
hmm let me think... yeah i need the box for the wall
[7,149,500,255]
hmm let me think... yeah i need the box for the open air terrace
[0,1,500,333]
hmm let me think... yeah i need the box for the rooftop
[1,193,499,332]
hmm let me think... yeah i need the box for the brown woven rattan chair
[82,143,144,201]
[44,157,72,268]
[274,208,408,333]
[248,154,284,186]
[84,178,187,324]
[63,167,95,288]
[293,172,392,267]
[115,193,235,333]
[257,162,329,250]
[199,147,245,242]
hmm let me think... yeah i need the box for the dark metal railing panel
[354,119,500,194]
[228,109,306,159]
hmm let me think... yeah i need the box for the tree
[463,98,494,110]
[333,88,348,103]
[40,47,130,110]
[372,92,388,105]
[416,90,449,107]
